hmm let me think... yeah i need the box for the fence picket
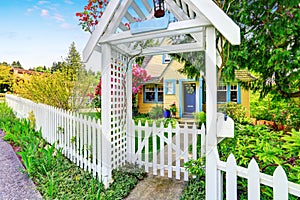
[183,123,189,181]
[175,123,181,180]
[152,122,158,176]
[97,119,102,180]
[159,122,165,177]
[83,115,88,171]
[144,121,150,172]
[248,158,260,200]
[92,118,97,177]
[274,166,288,200]
[192,123,197,161]
[167,122,172,178]
[79,113,84,169]
[226,154,237,200]
[87,116,92,171]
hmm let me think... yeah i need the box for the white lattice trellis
[100,45,132,185]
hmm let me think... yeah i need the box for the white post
[126,59,133,163]
[101,43,112,186]
[205,26,218,200]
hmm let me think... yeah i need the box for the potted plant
[169,102,177,118]
[163,108,171,118]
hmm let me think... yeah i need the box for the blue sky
[0,0,90,69]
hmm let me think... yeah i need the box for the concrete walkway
[0,131,42,200]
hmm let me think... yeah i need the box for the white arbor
[83,0,240,196]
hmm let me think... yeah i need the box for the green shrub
[149,105,163,119]
[250,93,300,130]
[218,102,250,124]
[193,111,206,128]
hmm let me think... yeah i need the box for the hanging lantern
[153,0,165,18]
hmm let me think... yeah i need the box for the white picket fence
[213,151,300,200]
[5,94,103,179]
[6,94,300,199]
[5,94,204,182]
[128,120,206,181]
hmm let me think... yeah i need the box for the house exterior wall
[241,88,250,117]
[137,91,163,114]
[137,55,251,118]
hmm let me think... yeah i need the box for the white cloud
[26,8,34,13]
[64,0,74,5]
[60,23,72,29]
[38,1,50,5]
[53,13,65,22]
[41,9,49,17]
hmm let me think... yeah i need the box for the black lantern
[153,0,165,18]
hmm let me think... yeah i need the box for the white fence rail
[5,94,103,180]
[129,120,205,181]
[217,153,300,200]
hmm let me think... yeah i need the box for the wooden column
[101,43,112,186]
[205,26,219,200]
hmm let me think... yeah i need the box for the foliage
[0,65,13,93]
[181,158,206,199]
[218,102,250,124]
[63,42,83,82]
[227,1,300,99]
[13,72,74,110]
[250,92,300,130]
[70,67,100,112]
[193,111,206,128]
[90,64,151,115]
[0,102,146,199]
[11,61,22,68]
[13,42,94,111]
[169,102,177,115]
[148,105,163,119]
[218,124,300,199]
[103,163,147,199]
[76,0,109,33]
[132,64,152,94]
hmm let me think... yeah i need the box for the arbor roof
[83,0,240,65]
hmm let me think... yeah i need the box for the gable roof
[235,70,257,82]
[141,55,169,83]
[83,0,240,66]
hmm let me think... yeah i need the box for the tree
[63,42,83,81]
[51,61,65,73]
[11,61,22,69]
[227,1,299,99]
[0,65,13,92]
[13,72,74,110]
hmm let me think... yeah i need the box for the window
[144,84,163,103]
[162,54,171,64]
[217,84,239,103]
[217,85,227,103]
[230,85,238,102]
[165,81,175,94]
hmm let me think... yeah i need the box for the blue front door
[184,83,196,113]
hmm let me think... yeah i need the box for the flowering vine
[76,0,109,33]
[88,64,151,115]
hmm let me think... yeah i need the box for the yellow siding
[241,88,250,117]
[138,90,163,114]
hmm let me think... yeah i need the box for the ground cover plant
[181,102,300,199]
[0,102,146,199]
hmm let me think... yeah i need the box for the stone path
[125,173,186,200]
[0,131,42,200]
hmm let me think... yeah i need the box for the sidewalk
[0,131,42,200]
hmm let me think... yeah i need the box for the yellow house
[138,55,255,118]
